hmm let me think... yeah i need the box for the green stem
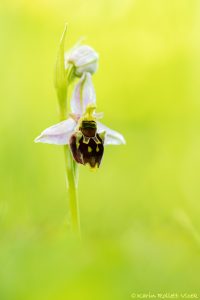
[63,145,80,235]
[59,95,80,236]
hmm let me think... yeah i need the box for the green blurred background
[1,0,200,299]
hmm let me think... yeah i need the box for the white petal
[34,118,76,145]
[97,122,126,145]
[82,73,96,112]
[70,72,96,115]
[66,45,99,75]
[70,75,85,115]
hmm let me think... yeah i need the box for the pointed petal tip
[34,118,76,145]
[121,135,126,144]
[120,137,126,145]
[61,23,68,42]
[107,133,126,146]
[34,136,41,143]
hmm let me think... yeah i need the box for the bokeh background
[1,0,200,299]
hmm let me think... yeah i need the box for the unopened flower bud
[65,45,99,77]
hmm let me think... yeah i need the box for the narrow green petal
[54,24,68,119]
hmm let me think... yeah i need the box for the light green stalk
[63,145,79,233]
[54,24,80,235]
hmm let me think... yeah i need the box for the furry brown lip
[69,120,104,168]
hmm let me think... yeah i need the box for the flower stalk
[63,145,80,235]
[55,24,80,235]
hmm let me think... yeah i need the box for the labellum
[69,119,105,168]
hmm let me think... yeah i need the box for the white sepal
[34,118,76,145]
[70,72,96,115]
[65,45,99,76]
[97,122,126,145]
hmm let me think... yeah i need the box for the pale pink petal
[70,75,85,115]
[34,118,76,145]
[82,73,96,113]
[70,72,96,115]
[97,122,126,145]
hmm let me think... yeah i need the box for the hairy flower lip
[69,131,104,168]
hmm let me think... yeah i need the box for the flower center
[80,120,97,137]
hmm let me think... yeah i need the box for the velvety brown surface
[70,133,104,168]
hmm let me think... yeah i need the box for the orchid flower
[35,25,125,234]
[35,72,125,168]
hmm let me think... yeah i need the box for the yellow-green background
[1,0,200,299]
